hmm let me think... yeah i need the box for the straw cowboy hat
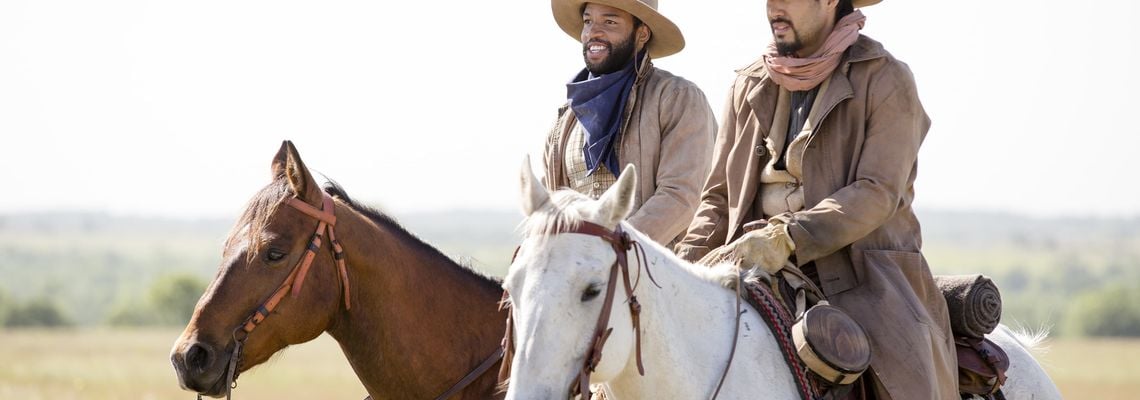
[854,0,882,7]
[552,0,685,59]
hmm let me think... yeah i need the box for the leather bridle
[500,221,655,400]
[202,193,351,400]
[499,220,744,400]
[202,193,501,400]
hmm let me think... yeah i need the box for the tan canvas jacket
[544,56,716,245]
[676,36,958,399]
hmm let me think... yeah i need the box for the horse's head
[502,157,641,399]
[171,141,349,398]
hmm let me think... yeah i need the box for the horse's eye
[581,283,602,302]
[266,249,287,262]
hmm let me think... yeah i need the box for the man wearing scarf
[676,0,958,398]
[544,0,716,246]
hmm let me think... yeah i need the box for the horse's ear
[271,140,322,204]
[271,140,290,178]
[596,164,637,227]
[519,155,550,216]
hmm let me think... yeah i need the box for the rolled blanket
[934,274,1002,338]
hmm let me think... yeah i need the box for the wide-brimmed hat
[853,0,882,7]
[552,0,685,59]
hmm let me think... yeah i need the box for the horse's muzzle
[171,338,230,397]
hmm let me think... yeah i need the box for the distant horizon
[2,205,1136,223]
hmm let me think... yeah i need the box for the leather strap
[432,348,505,400]
[709,270,744,400]
[215,193,352,399]
[499,221,749,400]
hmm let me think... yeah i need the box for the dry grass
[0,328,1136,399]
[1037,337,1140,400]
[0,328,364,400]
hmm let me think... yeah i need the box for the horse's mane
[322,181,502,288]
[224,177,501,288]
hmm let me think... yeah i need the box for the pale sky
[2,1,1138,219]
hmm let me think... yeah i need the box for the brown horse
[170,141,507,400]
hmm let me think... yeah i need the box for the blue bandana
[565,53,642,176]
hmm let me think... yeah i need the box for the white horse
[502,160,1062,400]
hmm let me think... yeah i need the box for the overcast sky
[2,0,1138,219]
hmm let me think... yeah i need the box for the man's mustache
[585,39,612,48]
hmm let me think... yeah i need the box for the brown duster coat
[676,36,959,399]
[543,57,717,245]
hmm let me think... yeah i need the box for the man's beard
[583,30,638,75]
[772,19,803,56]
[775,38,803,56]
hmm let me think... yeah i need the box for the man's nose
[584,23,605,40]
[767,0,786,19]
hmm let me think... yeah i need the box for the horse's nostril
[185,342,215,372]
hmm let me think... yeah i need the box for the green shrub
[5,297,72,328]
[0,288,9,326]
[1065,284,1140,337]
[147,273,206,326]
[105,301,160,327]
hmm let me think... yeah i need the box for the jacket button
[593,182,601,189]
[755,145,767,157]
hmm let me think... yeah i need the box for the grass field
[0,329,1136,399]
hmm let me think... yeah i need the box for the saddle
[956,336,1010,399]
[737,255,1010,399]
[741,265,870,400]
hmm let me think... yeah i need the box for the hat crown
[553,0,684,58]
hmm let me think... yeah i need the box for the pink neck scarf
[764,10,866,91]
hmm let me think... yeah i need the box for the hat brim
[853,0,881,8]
[552,0,685,59]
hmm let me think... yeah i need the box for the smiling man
[543,0,715,246]
[676,0,958,399]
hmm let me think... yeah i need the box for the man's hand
[695,222,796,274]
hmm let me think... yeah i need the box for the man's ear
[826,0,840,13]
[637,25,652,48]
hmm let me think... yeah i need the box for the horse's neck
[327,211,505,400]
[608,226,790,398]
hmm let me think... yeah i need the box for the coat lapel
[728,75,779,241]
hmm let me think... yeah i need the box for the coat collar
[738,35,881,127]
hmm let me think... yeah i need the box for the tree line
[0,273,205,328]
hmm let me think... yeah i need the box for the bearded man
[544,0,716,246]
[675,0,958,398]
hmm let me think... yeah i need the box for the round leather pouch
[791,302,871,385]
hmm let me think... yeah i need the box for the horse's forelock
[520,190,593,242]
[225,179,292,263]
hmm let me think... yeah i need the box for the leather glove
[696,222,796,274]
